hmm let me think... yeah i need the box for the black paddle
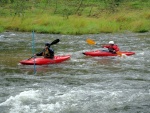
[49,39,60,46]
[28,39,60,60]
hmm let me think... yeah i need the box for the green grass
[0,0,150,34]
[0,26,4,32]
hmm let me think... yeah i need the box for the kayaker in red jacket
[35,43,54,59]
[102,41,120,54]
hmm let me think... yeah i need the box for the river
[0,32,150,113]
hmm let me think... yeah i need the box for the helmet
[109,41,114,44]
[45,43,50,47]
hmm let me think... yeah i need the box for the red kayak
[20,55,71,65]
[83,50,135,57]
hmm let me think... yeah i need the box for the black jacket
[36,48,54,59]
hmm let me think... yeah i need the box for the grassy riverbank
[0,0,150,34]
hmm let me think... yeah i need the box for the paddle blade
[116,51,122,57]
[50,39,60,46]
[86,38,96,45]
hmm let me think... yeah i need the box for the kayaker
[102,41,120,54]
[35,43,54,59]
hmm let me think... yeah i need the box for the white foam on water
[37,102,62,113]
[0,35,5,41]
[0,90,40,113]
[10,33,16,36]
[0,79,149,113]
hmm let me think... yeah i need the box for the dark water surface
[0,32,150,113]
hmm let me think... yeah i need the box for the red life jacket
[103,44,120,53]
